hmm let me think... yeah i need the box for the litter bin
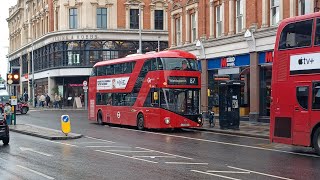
[218,80,244,130]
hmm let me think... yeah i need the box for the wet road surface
[1,110,318,180]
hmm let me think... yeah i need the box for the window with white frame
[175,17,181,45]
[270,0,280,26]
[69,8,78,29]
[236,0,243,33]
[97,8,107,29]
[299,0,311,15]
[216,5,222,37]
[191,13,196,42]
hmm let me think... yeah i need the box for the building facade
[7,0,169,105]
[168,0,320,121]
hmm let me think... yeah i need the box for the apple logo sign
[298,58,303,65]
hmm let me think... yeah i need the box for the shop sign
[167,77,198,85]
[221,57,236,68]
[97,77,130,90]
[69,84,83,87]
[265,51,273,63]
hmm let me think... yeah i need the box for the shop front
[258,51,273,117]
[207,54,250,116]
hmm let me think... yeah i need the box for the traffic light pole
[13,85,16,125]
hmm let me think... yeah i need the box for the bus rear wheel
[312,128,320,156]
[137,114,145,130]
[97,111,104,125]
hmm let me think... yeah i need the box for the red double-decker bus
[271,12,320,155]
[88,50,203,130]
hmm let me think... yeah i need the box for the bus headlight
[164,117,170,124]
[197,117,202,124]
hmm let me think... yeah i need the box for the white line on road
[165,162,208,165]
[19,147,52,157]
[95,150,158,164]
[47,140,78,147]
[227,166,294,180]
[85,146,131,148]
[85,136,115,143]
[17,165,55,180]
[191,170,241,180]
[132,156,177,158]
[135,147,193,160]
[103,150,152,153]
[206,171,250,174]
[76,142,115,144]
[110,127,319,158]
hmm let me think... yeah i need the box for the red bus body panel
[271,12,320,147]
[88,50,202,129]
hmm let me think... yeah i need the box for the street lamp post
[158,36,160,52]
[138,3,142,54]
[31,41,35,107]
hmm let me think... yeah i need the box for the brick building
[7,0,169,105]
[168,0,320,121]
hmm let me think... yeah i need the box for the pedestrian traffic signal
[29,79,33,87]
[11,68,20,85]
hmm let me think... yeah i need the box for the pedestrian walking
[45,94,51,108]
[34,95,38,107]
[3,103,12,125]
[58,94,63,109]
[54,93,61,108]
[40,94,45,107]
[23,91,29,102]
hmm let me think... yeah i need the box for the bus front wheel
[97,111,104,125]
[137,114,145,130]
[312,128,320,155]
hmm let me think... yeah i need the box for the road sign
[11,96,17,106]
[61,115,71,135]
[83,80,88,87]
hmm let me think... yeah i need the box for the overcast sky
[0,1,17,80]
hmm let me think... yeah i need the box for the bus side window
[315,19,320,45]
[313,83,320,110]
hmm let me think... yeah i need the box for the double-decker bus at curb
[271,12,320,155]
[88,50,203,130]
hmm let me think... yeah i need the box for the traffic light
[11,68,20,85]
[29,79,33,87]
[7,73,13,85]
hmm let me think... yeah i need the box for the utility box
[218,80,244,130]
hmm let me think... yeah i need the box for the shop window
[296,86,309,110]
[313,82,320,109]
[279,19,313,50]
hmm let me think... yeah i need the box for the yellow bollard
[61,115,71,136]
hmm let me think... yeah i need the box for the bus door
[293,82,311,145]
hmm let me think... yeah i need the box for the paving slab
[9,124,83,140]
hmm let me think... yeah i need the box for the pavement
[192,119,270,139]
[9,124,83,140]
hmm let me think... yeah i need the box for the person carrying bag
[3,103,12,125]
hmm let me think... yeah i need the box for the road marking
[110,127,319,158]
[165,162,208,165]
[135,147,193,160]
[85,146,131,148]
[47,140,78,147]
[95,150,158,164]
[19,147,52,157]
[228,166,294,180]
[206,171,250,174]
[76,142,115,144]
[17,165,55,180]
[191,170,241,180]
[132,156,177,158]
[103,150,152,153]
[85,136,115,143]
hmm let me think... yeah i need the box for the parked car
[0,113,9,145]
[0,90,29,115]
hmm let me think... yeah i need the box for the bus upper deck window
[279,19,313,50]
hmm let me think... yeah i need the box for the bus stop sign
[61,115,71,135]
